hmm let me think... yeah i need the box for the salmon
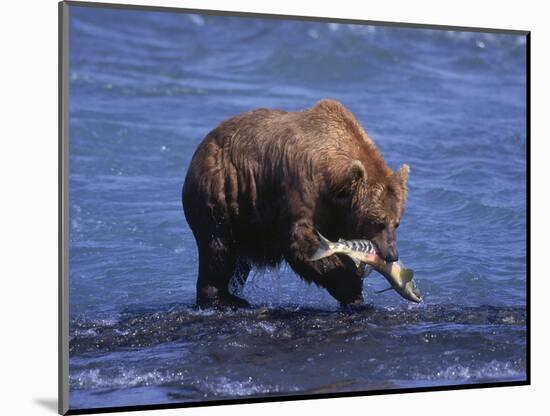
[310,231,422,303]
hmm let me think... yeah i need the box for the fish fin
[375,286,394,294]
[310,230,333,262]
[401,268,414,283]
[350,256,362,269]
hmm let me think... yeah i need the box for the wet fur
[182,99,409,308]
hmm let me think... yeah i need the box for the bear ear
[349,160,367,184]
[396,164,410,185]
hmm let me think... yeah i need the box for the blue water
[67,5,527,411]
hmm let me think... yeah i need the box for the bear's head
[336,160,410,263]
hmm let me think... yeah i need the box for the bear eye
[395,222,400,229]
[373,221,385,231]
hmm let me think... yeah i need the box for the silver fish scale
[345,239,372,253]
[335,242,347,250]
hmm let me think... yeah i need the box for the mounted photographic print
[59,1,530,414]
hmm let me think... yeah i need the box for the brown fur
[182,99,409,308]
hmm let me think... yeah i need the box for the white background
[1,0,547,415]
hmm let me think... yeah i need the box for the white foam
[200,376,299,397]
[70,368,175,389]
[70,368,298,397]
[308,29,320,39]
[421,360,524,382]
[187,14,205,26]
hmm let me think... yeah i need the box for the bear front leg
[196,237,250,309]
[284,219,365,306]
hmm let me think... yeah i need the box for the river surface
[67,4,527,411]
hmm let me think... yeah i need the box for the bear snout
[372,239,399,263]
[384,248,399,263]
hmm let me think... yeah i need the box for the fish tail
[310,230,333,261]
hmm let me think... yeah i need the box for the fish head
[380,264,422,303]
[402,279,422,303]
[395,266,422,303]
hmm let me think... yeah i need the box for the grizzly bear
[182,99,409,308]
